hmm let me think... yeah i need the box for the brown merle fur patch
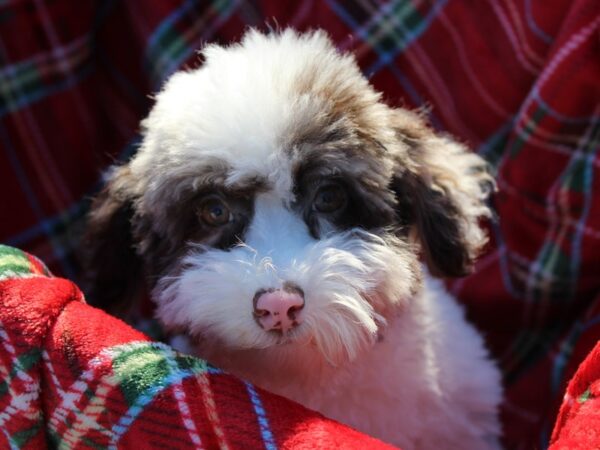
[81,166,143,315]
[389,109,495,277]
[82,165,262,314]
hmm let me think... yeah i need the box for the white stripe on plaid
[164,348,204,449]
[438,9,513,119]
[523,17,600,120]
[34,0,97,141]
[502,0,546,65]
[195,370,231,450]
[0,38,73,212]
[487,0,541,74]
[45,348,116,447]
[0,324,41,449]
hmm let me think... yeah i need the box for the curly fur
[83,29,501,449]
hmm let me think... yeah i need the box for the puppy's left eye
[313,183,348,213]
[199,196,231,226]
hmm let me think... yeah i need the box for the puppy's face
[84,30,494,366]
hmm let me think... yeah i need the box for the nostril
[287,304,303,317]
[253,288,274,317]
[253,308,270,318]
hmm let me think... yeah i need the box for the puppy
[84,29,502,449]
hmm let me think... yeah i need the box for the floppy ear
[390,109,495,277]
[81,165,143,315]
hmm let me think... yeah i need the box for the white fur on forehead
[129,28,393,209]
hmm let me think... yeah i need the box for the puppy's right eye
[199,196,230,227]
[313,183,348,213]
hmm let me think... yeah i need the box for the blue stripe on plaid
[326,0,448,74]
[491,221,523,300]
[551,322,584,395]
[525,116,599,306]
[5,201,86,249]
[569,136,598,281]
[110,372,201,442]
[0,63,94,118]
[583,315,600,330]
[368,0,449,74]
[2,429,19,450]
[476,116,522,304]
[550,314,600,407]
[478,119,515,154]
[147,0,198,52]
[532,90,600,124]
[145,0,200,54]
[144,0,200,84]
[206,366,224,375]
[0,0,116,118]
[145,0,242,89]
[245,382,276,450]
[109,342,210,444]
[524,0,554,44]
[478,118,515,169]
[539,421,551,450]
[326,0,447,123]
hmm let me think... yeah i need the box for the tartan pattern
[0,246,53,450]
[0,245,393,449]
[0,1,599,448]
[0,325,44,450]
[43,341,213,449]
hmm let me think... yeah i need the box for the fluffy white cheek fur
[155,196,419,366]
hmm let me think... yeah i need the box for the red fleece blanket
[0,246,394,449]
[2,246,599,448]
[550,340,600,449]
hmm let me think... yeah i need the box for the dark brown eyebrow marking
[145,157,271,208]
[223,175,270,196]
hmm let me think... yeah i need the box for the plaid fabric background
[0,1,598,448]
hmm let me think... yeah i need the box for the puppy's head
[84,29,494,366]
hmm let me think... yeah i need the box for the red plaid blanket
[0,245,395,449]
[1,1,599,448]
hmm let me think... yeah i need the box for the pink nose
[253,284,305,333]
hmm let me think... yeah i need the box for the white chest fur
[198,276,502,450]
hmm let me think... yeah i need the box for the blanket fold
[0,245,394,449]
